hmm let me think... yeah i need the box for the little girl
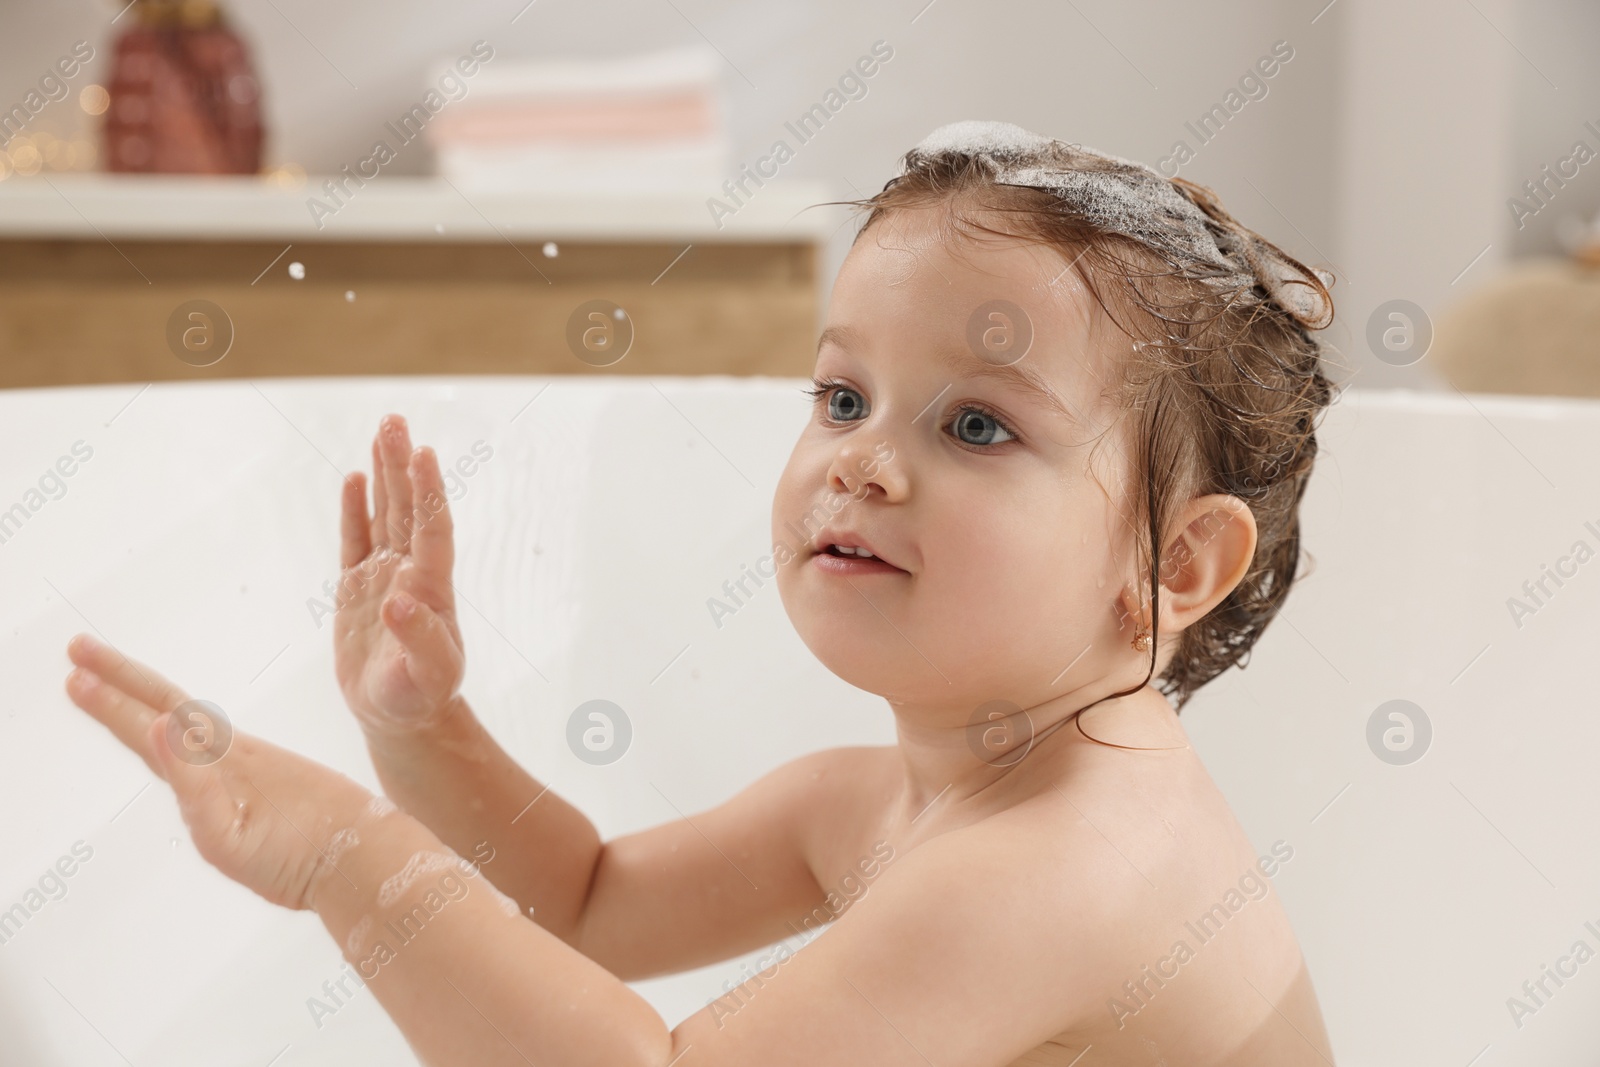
[65,121,1340,1065]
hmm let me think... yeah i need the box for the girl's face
[772,205,1143,712]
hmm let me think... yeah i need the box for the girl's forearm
[311,804,670,1067]
[361,694,603,942]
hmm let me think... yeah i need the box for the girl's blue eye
[949,407,1015,447]
[823,385,867,422]
[807,379,1017,447]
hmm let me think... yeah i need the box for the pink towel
[428,89,716,145]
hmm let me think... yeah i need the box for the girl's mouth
[811,544,908,576]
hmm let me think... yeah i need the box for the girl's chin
[792,632,915,693]
[792,627,968,701]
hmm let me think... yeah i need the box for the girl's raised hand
[63,634,374,912]
[334,415,467,736]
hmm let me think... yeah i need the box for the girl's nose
[827,436,907,502]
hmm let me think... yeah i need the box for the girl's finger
[65,667,169,780]
[407,446,455,587]
[66,634,190,716]
[380,415,416,553]
[369,434,390,550]
[383,593,464,702]
[340,471,371,570]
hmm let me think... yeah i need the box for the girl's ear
[1152,494,1258,634]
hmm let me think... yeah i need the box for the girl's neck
[885,683,1186,828]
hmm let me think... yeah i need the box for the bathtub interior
[0,377,1596,1066]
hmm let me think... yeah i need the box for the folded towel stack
[425,44,729,192]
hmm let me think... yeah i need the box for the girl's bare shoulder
[764,742,1324,1055]
[1002,745,1320,1051]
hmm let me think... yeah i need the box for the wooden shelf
[0,175,836,387]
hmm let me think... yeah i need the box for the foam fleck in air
[900,121,1332,330]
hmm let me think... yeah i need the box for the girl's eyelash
[951,401,1022,444]
[805,378,1022,444]
[803,376,847,403]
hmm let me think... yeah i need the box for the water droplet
[345,290,355,302]
[542,241,558,258]
[288,261,305,280]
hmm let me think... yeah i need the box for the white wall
[1333,0,1515,389]
[1505,0,1600,258]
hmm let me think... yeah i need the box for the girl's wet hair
[826,122,1343,713]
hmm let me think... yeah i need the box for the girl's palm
[334,416,466,734]
[64,635,374,913]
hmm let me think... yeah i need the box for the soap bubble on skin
[345,290,355,302]
[378,850,465,906]
[543,241,558,257]
[288,261,305,280]
[475,875,523,919]
[324,827,360,865]
[347,915,374,955]
[365,795,398,819]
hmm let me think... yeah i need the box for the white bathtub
[1,377,1597,1065]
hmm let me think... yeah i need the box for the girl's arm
[358,693,602,942]
[570,745,870,979]
[367,698,876,982]
[314,796,1102,1067]
[66,633,1103,1067]
[334,417,602,939]
[64,631,671,1067]
[309,799,670,1067]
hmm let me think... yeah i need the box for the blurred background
[0,0,1597,393]
[4,2,1600,1066]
